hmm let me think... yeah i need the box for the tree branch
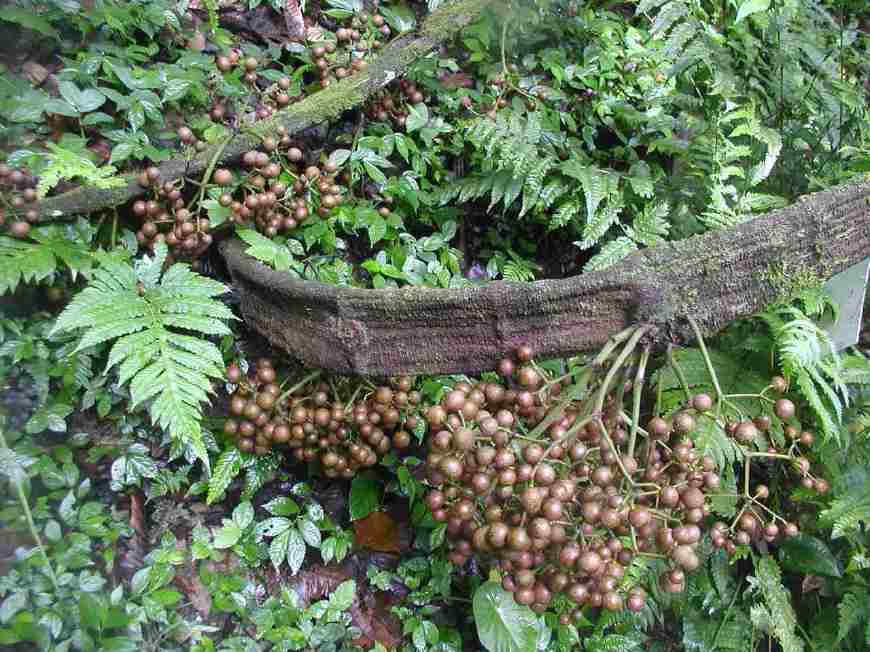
[220,180,870,375]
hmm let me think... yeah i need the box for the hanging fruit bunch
[420,322,827,619]
[222,358,420,478]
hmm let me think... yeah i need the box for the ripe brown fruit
[774,398,796,420]
[213,168,233,185]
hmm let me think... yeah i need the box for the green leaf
[208,448,242,504]
[0,593,27,624]
[263,496,300,516]
[380,4,416,32]
[778,535,841,577]
[328,149,351,167]
[406,103,429,133]
[233,501,255,530]
[285,528,306,574]
[213,519,243,549]
[237,227,296,271]
[0,8,58,36]
[0,224,95,295]
[473,581,540,652]
[736,0,770,23]
[256,517,292,540]
[58,81,106,114]
[298,518,322,547]
[44,519,62,542]
[329,580,356,611]
[349,475,380,520]
[79,593,103,631]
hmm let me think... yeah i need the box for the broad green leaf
[286,528,306,574]
[329,580,356,611]
[473,581,540,652]
[736,0,770,23]
[298,518,322,547]
[233,501,255,530]
[349,475,380,520]
[263,496,300,516]
[406,103,429,133]
[213,519,243,549]
[58,81,106,113]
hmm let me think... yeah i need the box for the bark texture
[8,0,495,224]
[221,180,870,376]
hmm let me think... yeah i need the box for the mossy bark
[221,180,870,376]
[10,0,496,224]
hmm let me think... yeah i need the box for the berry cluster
[366,79,428,128]
[223,359,419,477]
[421,345,823,618]
[132,170,212,263]
[0,164,40,238]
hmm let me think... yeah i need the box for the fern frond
[631,202,671,246]
[463,112,557,215]
[52,243,235,470]
[837,589,870,642]
[0,223,94,294]
[748,556,805,652]
[583,237,638,272]
[578,202,625,250]
[35,144,124,199]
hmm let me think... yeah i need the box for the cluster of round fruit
[223,359,419,477]
[131,173,212,260]
[210,140,350,237]
[421,348,820,617]
[0,164,40,238]
[366,79,427,128]
[310,42,368,90]
[215,49,261,85]
[177,125,210,154]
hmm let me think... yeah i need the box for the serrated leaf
[207,448,242,504]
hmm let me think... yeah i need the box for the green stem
[687,316,723,414]
[594,326,649,415]
[526,368,591,440]
[0,428,59,591]
[277,370,322,405]
[195,135,232,216]
[666,344,692,402]
[628,345,651,459]
[593,326,638,367]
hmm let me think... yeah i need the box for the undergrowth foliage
[0,0,868,651]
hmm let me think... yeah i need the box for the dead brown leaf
[353,511,403,553]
